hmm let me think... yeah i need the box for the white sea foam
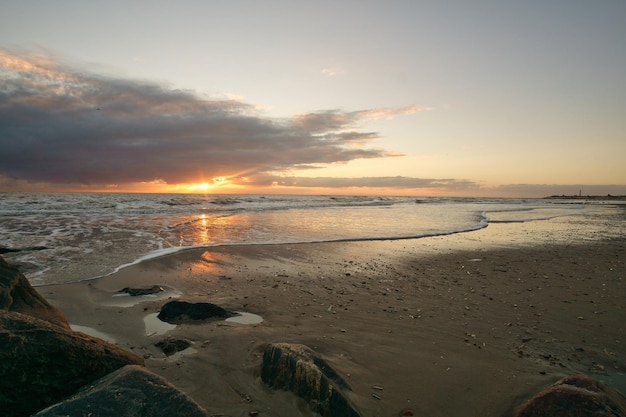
[1,192,621,285]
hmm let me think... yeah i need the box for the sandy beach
[40,211,626,417]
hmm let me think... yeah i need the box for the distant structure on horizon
[546,194,626,201]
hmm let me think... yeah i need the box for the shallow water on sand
[226,311,264,325]
[1,192,622,285]
[144,313,177,336]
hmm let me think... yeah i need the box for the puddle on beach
[226,311,264,325]
[144,313,177,336]
[144,310,262,338]
[70,324,117,344]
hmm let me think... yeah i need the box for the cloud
[0,49,433,191]
[321,68,339,77]
[0,50,394,186]
[292,106,430,133]
[244,175,480,191]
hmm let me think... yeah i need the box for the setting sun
[190,182,210,191]
[186,177,235,193]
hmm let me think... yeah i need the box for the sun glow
[190,182,211,191]
[187,176,234,193]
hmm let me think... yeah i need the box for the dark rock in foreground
[33,365,209,417]
[0,257,209,417]
[261,343,361,417]
[155,336,192,356]
[515,374,626,417]
[118,285,165,296]
[157,300,233,324]
[0,256,69,329]
[0,310,144,417]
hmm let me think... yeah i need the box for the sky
[1,1,625,197]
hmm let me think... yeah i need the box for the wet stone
[117,285,165,296]
[157,300,234,324]
[155,337,192,356]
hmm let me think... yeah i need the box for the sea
[0,192,623,286]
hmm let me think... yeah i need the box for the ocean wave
[0,192,607,285]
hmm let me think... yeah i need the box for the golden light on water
[198,214,209,243]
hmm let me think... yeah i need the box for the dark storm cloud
[0,50,407,187]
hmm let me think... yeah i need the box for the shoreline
[6,195,622,288]
[40,218,626,417]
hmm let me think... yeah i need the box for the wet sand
[41,214,626,417]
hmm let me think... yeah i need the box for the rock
[157,300,233,324]
[515,374,626,417]
[0,246,48,254]
[0,256,69,329]
[0,310,144,417]
[33,365,209,417]
[118,285,165,296]
[155,337,192,356]
[261,343,361,417]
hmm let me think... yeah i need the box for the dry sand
[41,211,626,417]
